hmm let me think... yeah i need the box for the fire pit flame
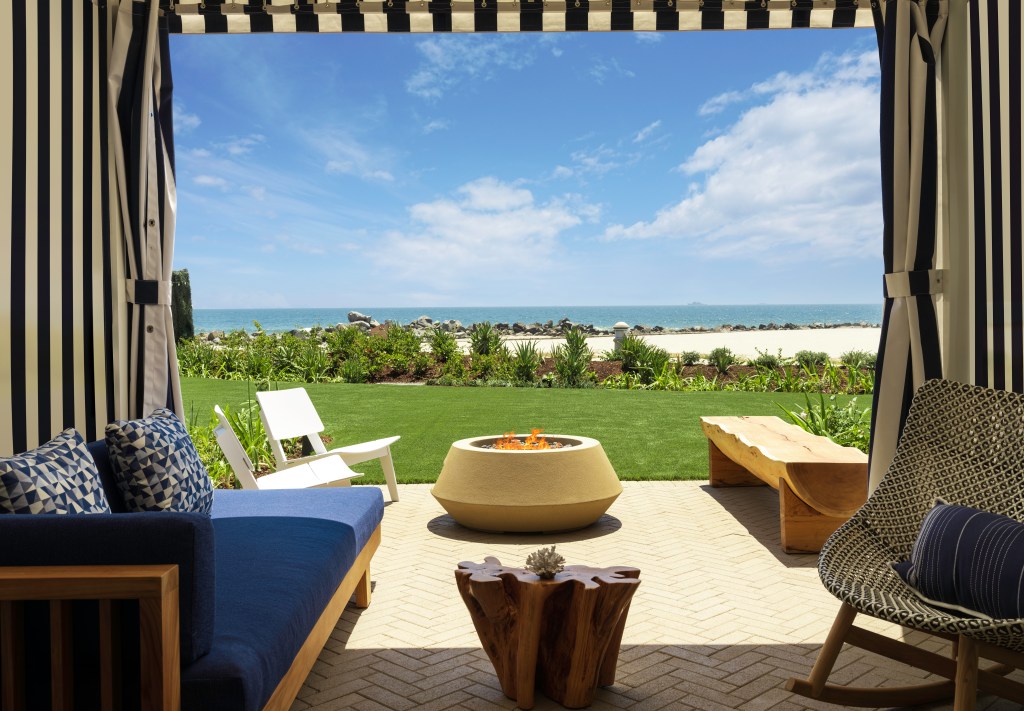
[492,428,564,450]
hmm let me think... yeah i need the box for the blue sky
[170,28,881,309]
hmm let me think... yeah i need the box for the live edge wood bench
[699,416,869,554]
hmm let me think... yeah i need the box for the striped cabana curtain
[868,0,947,490]
[109,0,183,419]
[942,0,1024,392]
[0,0,122,456]
[159,0,875,34]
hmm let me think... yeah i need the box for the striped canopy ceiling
[161,0,876,33]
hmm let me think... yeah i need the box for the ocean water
[193,304,882,334]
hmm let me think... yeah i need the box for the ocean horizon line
[192,304,882,335]
[196,302,876,310]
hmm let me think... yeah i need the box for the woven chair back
[861,379,1024,559]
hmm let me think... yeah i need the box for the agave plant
[427,327,460,363]
[615,335,670,385]
[294,340,331,383]
[511,340,542,384]
[469,322,502,356]
[778,394,871,453]
[218,400,274,473]
[707,347,736,374]
[552,328,593,387]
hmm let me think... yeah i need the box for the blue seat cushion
[211,487,384,556]
[182,488,383,710]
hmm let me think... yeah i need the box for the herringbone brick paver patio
[292,482,1019,711]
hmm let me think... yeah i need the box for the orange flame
[494,428,559,450]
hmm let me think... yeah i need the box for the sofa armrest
[0,564,180,711]
[0,513,215,664]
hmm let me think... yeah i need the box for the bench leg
[354,566,372,608]
[707,440,764,487]
[779,480,847,554]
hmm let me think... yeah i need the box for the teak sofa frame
[0,524,380,711]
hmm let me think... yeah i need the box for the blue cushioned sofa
[0,441,384,711]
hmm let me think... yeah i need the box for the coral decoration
[524,545,566,579]
[493,428,563,450]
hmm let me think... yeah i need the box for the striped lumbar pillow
[893,501,1024,620]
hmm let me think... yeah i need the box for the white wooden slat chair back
[213,404,363,491]
[213,405,260,490]
[255,387,401,502]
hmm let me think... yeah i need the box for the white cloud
[551,165,574,179]
[173,102,201,133]
[423,119,450,134]
[633,120,662,143]
[217,134,265,156]
[188,148,211,158]
[590,57,635,85]
[319,132,396,183]
[569,144,639,176]
[407,36,531,100]
[603,50,882,262]
[635,32,663,44]
[699,90,744,116]
[262,233,327,256]
[377,178,596,289]
[194,175,228,189]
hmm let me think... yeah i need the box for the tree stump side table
[455,557,641,709]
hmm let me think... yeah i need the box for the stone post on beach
[613,322,629,351]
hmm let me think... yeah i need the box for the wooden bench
[699,416,869,554]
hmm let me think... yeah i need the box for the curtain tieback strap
[127,279,172,305]
[883,269,945,298]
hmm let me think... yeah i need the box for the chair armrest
[276,449,344,468]
[0,512,215,664]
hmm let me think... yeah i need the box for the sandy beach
[473,326,881,359]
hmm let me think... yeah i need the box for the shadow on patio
[293,483,1023,711]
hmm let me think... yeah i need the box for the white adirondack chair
[212,405,363,490]
[255,388,401,502]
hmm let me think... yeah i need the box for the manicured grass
[181,378,864,485]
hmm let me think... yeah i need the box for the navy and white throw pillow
[893,501,1024,620]
[105,408,214,514]
[0,429,110,514]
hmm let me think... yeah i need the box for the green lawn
[180,378,863,485]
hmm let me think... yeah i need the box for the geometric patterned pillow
[0,429,111,514]
[105,408,214,514]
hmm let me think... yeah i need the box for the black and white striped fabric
[160,0,875,34]
[0,0,181,457]
[961,0,1023,392]
[0,0,121,456]
[109,1,184,422]
[867,0,945,490]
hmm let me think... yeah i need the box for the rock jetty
[199,313,880,341]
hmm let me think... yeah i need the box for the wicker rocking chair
[787,379,1024,710]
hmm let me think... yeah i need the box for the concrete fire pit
[431,435,622,533]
